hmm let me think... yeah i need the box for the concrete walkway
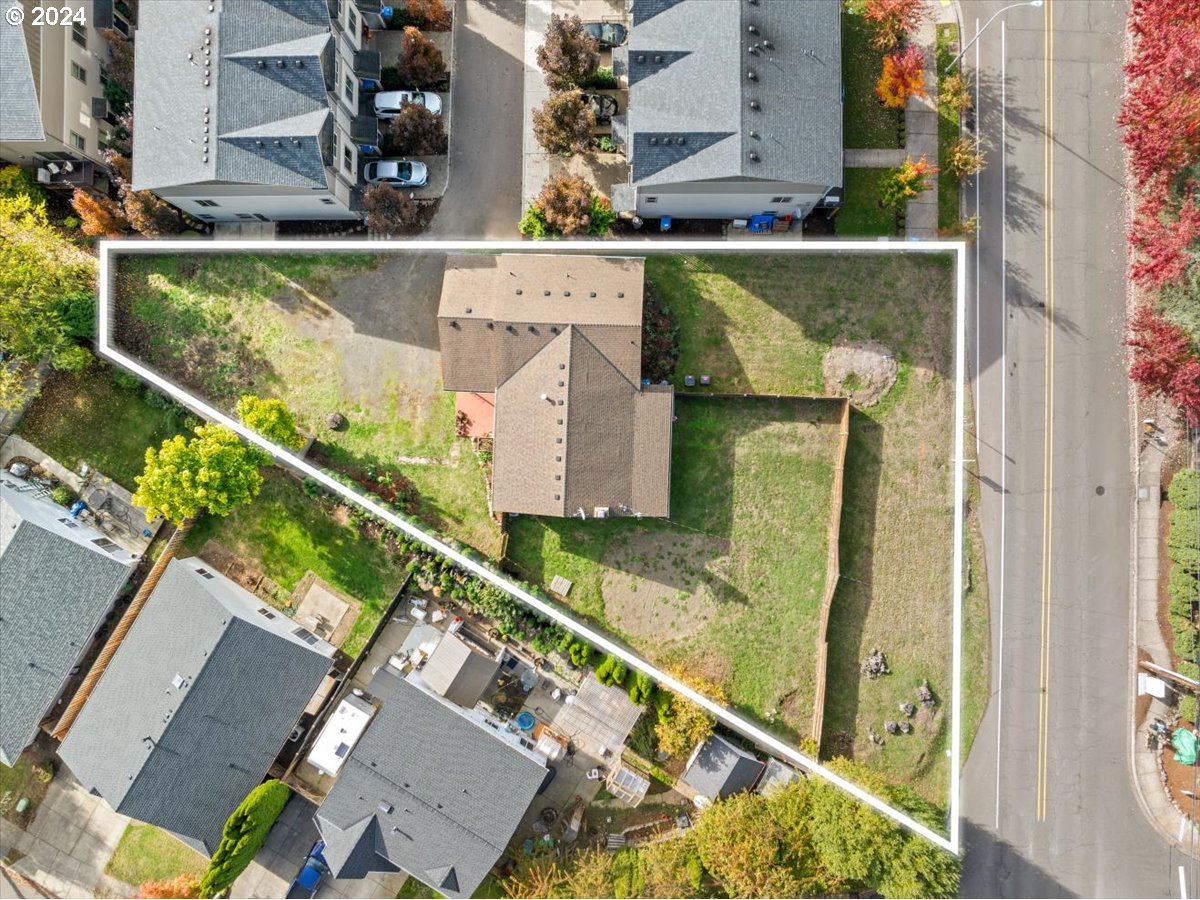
[520,0,553,211]
[844,148,906,168]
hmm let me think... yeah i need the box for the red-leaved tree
[876,45,926,108]
[1130,181,1200,290]
[1127,304,1196,397]
[862,0,927,51]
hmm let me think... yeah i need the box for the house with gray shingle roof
[58,557,334,854]
[0,474,137,766]
[438,253,674,519]
[610,0,843,221]
[314,665,546,899]
[131,0,385,223]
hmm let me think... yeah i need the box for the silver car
[363,159,429,188]
[373,90,444,118]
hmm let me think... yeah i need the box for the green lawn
[0,751,53,827]
[184,471,409,656]
[842,4,903,149]
[508,396,843,740]
[115,252,500,556]
[104,823,207,886]
[624,253,969,800]
[937,23,964,233]
[17,367,187,490]
[836,169,897,237]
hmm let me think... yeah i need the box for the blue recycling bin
[660,216,672,232]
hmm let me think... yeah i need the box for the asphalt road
[959,1,1181,895]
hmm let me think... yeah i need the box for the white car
[363,159,429,188]
[373,90,443,118]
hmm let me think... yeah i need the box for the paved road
[426,0,525,239]
[959,0,1181,895]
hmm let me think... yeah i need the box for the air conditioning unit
[45,162,61,175]
[36,168,51,184]
[594,507,609,519]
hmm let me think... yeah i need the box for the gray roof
[58,558,333,854]
[624,0,841,189]
[315,668,546,899]
[420,633,501,709]
[682,734,765,800]
[132,0,334,192]
[755,757,802,795]
[0,0,44,141]
[555,673,644,751]
[0,478,135,766]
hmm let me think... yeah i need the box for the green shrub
[1175,628,1199,662]
[611,660,627,685]
[1181,693,1199,725]
[1180,660,1200,681]
[595,653,616,684]
[50,486,73,506]
[1170,505,1200,545]
[111,368,142,391]
[199,780,290,898]
[578,66,617,89]
[1170,563,1199,610]
[568,641,592,668]
[518,204,554,240]
[611,848,645,899]
[628,670,654,705]
[1170,469,1200,511]
[587,192,616,236]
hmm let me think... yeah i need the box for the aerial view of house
[58,557,334,854]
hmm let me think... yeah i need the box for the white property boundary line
[96,238,968,854]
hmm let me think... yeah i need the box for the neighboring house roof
[682,734,766,801]
[316,667,546,899]
[58,557,333,854]
[437,254,674,518]
[0,0,44,141]
[0,477,136,766]
[419,632,501,709]
[755,757,803,795]
[132,0,334,192]
[622,0,841,189]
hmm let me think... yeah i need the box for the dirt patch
[822,339,898,406]
[601,530,728,644]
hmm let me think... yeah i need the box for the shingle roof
[419,633,501,709]
[624,0,842,189]
[682,734,765,800]
[0,479,136,766]
[58,558,333,854]
[0,0,44,141]
[315,668,546,899]
[132,0,334,192]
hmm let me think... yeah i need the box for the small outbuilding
[681,734,765,803]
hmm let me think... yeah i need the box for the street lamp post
[944,0,1043,73]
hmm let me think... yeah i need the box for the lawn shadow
[818,408,884,759]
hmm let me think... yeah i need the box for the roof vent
[293,139,301,146]
[563,290,570,297]
[748,23,759,34]
[617,292,625,298]
[379,801,394,814]
[256,140,264,147]
[528,325,537,333]
[188,52,194,60]
[589,291,596,297]
[749,100,761,110]
[661,137,672,146]
[636,54,645,63]
[274,140,282,147]
[749,151,760,161]
[486,322,495,330]
[653,55,662,63]
[747,45,759,55]
[449,320,459,329]
[277,59,286,68]
[297,59,305,67]
[506,324,516,333]
[514,288,522,294]
[749,130,758,138]
[649,137,658,145]
[465,307,472,313]
[204,26,211,34]
[747,69,757,81]
[550,326,559,333]
[171,673,185,689]
[762,38,774,50]
[543,289,551,296]
[677,136,686,145]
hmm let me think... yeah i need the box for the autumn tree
[236,394,305,449]
[71,188,129,236]
[536,14,600,90]
[502,854,571,899]
[105,152,186,236]
[692,791,806,896]
[639,835,707,898]
[532,89,596,155]
[879,154,937,212]
[362,183,420,235]
[404,0,451,30]
[943,137,985,179]
[862,0,927,50]
[385,103,447,156]
[133,423,270,526]
[653,670,727,758]
[1129,179,1200,291]
[137,874,200,899]
[939,70,973,113]
[396,26,447,87]
[535,173,594,236]
[876,44,926,108]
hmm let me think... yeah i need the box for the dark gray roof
[0,479,135,766]
[624,0,842,189]
[0,0,44,141]
[420,633,501,709]
[58,558,333,854]
[755,757,802,795]
[315,668,546,899]
[682,734,765,800]
[132,0,334,192]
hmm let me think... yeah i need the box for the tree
[1126,304,1196,399]
[536,14,600,90]
[1129,181,1200,291]
[404,0,451,29]
[0,362,35,412]
[105,152,186,236]
[532,90,596,155]
[939,70,973,113]
[862,0,927,50]
[535,174,593,236]
[362,184,420,235]
[71,188,129,236]
[1170,356,1200,426]
[943,137,985,179]
[236,394,305,449]
[132,423,269,526]
[502,855,571,899]
[385,103,447,155]
[138,874,200,899]
[653,671,726,758]
[628,670,655,705]
[639,835,707,898]
[0,193,96,372]
[100,28,134,116]
[807,761,906,887]
[396,26,447,87]
[876,44,926,108]
[879,154,937,212]
[199,780,291,898]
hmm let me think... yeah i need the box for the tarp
[1173,728,1198,765]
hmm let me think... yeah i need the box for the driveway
[427,0,526,238]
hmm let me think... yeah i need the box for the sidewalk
[520,0,553,211]
[1131,435,1200,849]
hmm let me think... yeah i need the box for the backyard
[112,251,501,557]
[507,396,845,742]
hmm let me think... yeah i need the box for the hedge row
[1169,469,1200,722]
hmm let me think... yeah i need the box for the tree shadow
[818,409,884,758]
[960,818,1078,898]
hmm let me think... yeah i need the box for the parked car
[285,840,329,899]
[583,93,619,124]
[373,90,443,118]
[583,21,627,49]
[364,159,429,188]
